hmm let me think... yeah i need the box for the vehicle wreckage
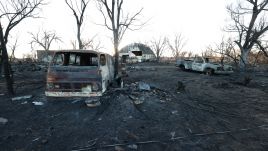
[176,56,233,75]
[45,50,114,97]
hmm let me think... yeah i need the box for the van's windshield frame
[51,52,99,67]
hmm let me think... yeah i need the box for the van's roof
[55,50,111,56]
[56,50,98,53]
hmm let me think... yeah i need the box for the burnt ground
[0,62,268,151]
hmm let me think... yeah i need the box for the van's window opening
[52,52,98,66]
[100,54,106,66]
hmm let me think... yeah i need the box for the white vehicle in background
[176,56,233,75]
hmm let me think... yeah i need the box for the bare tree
[97,0,144,77]
[70,35,103,51]
[202,46,215,57]
[186,51,194,58]
[0,0,44,95]
[70,40,77,49]
[29,30,61,58]
[150,37,167,62]
[84,39,103,51]
[65,0,89,49]
[167,33,186,60]
[227,0,268,70]
[9,38,18,62]
[214,37,240,66]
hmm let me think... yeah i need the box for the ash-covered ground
[0,62,268,151]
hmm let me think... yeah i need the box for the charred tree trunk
[156,55,160,62]
[77,25,83,49]
[113,31,119,78]
[0,25,14,95]
[239,49,250,71]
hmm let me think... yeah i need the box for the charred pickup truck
[176,56,233,75]
[45,50,114,97]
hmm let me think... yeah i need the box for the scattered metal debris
[32,101,44,106]
[0,117,8,125]
[32,137,40,142]
[85,98,101,107]
[115,146,124,151]
[138,82,150,91]
[171,110,178,114]
[11,95,32,101]
[170,131,176,140]
[21,101,28,104]
[127,144,138,150]
[128,95,144,105]
[72,99,82,104]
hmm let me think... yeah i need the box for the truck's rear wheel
[205,68,214,76]
[179,65,185,71]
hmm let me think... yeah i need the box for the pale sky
[5,0,233,58]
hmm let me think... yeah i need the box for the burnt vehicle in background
[45,50,114,97]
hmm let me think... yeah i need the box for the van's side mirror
[100,54,106,66]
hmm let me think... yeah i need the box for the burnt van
[45,50,114,97]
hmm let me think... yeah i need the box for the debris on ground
[21,101,28,104]
[176,81,185,91]
[1,62,268,151]
[71,99,82,104]
[115,146,125,151]
[138,82,151,91]
[41,139,48,144]
[0,117,8,125]
[32,101,44,106]
[128,95,144,105]
[85,98,101,107]
[171,110,178,114]
[127,144,138,150]
[170,131,176,139]
[243,75,252,86]
[11,95,32,101]
[125,130,139,140]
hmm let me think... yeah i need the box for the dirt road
[0,62,268,151]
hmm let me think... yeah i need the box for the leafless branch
[150,37,167,62]
[167,33,186,59]
[29,30,62,51]
[0,0,45,44]
[65,0,89,49]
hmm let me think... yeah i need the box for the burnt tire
[179,65,185,71]
[205,68,214,76]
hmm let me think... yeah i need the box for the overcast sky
[6,0,233,58]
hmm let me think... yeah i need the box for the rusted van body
[45,50,114,97]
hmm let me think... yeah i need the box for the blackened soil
[0,63,268,151]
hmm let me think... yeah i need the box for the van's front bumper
[45,91,102,97]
